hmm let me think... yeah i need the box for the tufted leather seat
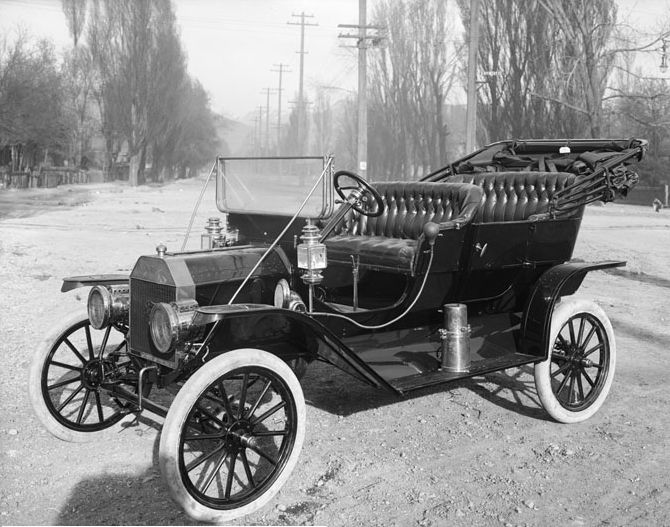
[325,182,482,273]
[446,172,578,222]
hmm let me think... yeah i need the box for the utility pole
[271,63,290,155]
[260,87,275,154]
[253,105,263,155]
[465,0,481,153]
[338,0,384,178]
[288,12,318,152]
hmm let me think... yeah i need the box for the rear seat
[445,172,578,222]
[325,182,482,273]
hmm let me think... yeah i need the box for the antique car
[29,138,646,522]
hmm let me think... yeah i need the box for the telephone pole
[260,87,275,154]
[338,0,384,178]
[465,0,481,153]
[288,12,318,151]
[254,105,263,155]
[271,63,290,155]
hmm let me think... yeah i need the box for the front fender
[61,274,129,292]
[519,260,624,358]
[195,305,395,393]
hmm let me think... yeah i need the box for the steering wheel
[333,170,385,217]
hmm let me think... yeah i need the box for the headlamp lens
[88,286,110,329]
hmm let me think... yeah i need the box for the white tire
[159,348,306,523]
[28,310,133,442]
[535,298,616,423]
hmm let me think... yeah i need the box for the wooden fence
[0,167,89,189]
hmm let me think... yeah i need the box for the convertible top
[423,138,647,180]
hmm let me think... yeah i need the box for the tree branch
[529,91,590,116]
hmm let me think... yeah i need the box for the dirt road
[1,178,669,526]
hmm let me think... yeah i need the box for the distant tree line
[271,0,669,184]
[0,0,220,185]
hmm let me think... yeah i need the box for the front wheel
[28,310,136,442]
[535,298,616,423]
[159,349,306,523]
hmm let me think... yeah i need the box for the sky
[1,0,669,123]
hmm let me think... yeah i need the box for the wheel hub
[81,359,116,389]
[225,421,254,451]
[82,360,103,389]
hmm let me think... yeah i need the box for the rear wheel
[28,310,137,442]
[535,299,616,423]
[159,348,305,523]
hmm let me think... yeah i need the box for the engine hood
[130,244,291,301]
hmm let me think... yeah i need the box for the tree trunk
[129,153,139,186]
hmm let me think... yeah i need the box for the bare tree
[465,0,670,142]
[62,0,87,47]
[369,0,461,180]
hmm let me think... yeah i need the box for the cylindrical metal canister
[441,303,471,372]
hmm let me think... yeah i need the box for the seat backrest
[336,182,482,239]
[446,171,577,222]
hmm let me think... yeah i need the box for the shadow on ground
[301,360,549,421]
[54,361,548,525]
[55,429,196,526]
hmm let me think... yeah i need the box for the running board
[389,352,539,394]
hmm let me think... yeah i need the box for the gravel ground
[0,177,669,526]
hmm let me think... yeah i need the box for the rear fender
[519,261,624,358]
[61,274,129,292]
[198,305,395,393]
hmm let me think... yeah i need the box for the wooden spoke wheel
[159,349,305,523]
[28,310,140,442]
[535,299,616,423]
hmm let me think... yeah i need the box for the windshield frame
[215,155,334,219]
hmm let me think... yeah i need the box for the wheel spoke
[56,383,84,412]
[76,389,92,424]
[556,367,572,397]
[47,376,82,390]
[183,432,224,441]
[225,451,238,499]
[240,449,256,488]
[580,366,595,388]
[576,371,585,401]
[245,380,271,419]
[94,391,104,422]
[246,443,277,466]
[191,404,226,430]
[577,317,585,348]
[568,319,576,346]
[567,371,576,404]
[580,324,597,350]
[557,333,569,350]
[250,400,286,426]
[550,362,571,378]
[584,342,604,357]
[217,381,235,419]
[199,450,229,494]
[85,326,94,360]
[251,429,289,437]
[185,442,226,473]
[49,360,81,372]
[238,373,249,419]
[99,326,111,359]
[64,338,87,364]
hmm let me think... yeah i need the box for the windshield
[216,156,333,219]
